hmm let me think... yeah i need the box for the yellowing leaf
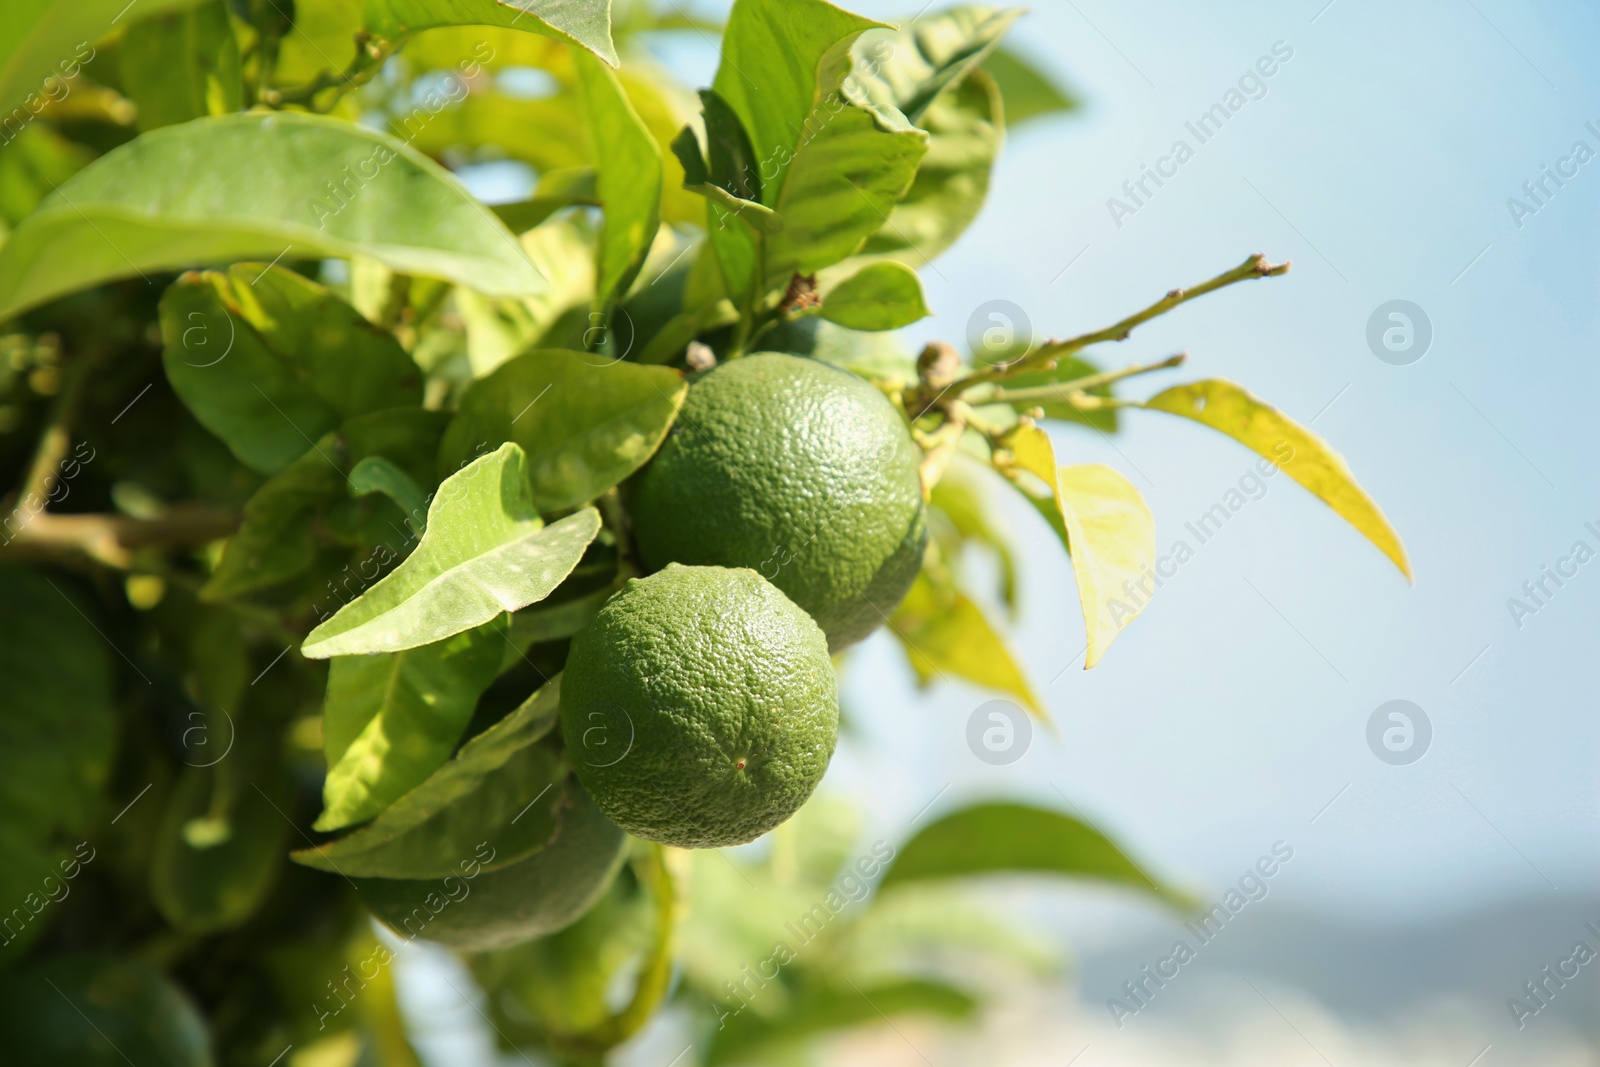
[1144,379,1411,582]
[1057,465,1155,669]
[892,573,1043,718]
[998,424,1155,668]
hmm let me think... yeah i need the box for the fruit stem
[954,254,1289,392]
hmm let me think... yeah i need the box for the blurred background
[404,0,1600,1063]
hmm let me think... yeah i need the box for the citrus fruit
[358,779,627,952]
[0,955,211,1066]
[560,564,838,848]
[628,352,927,650]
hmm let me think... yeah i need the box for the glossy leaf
[0,2,195,116]
[1059,464,1155,668]
[849,6,1021,124]
[297,680,567,877]
[365,0,618,67]
[766,99,927,284]
[712,0,886,204]
[160,264,422,474]
[1144,379,1412,581]
[120,1,242,131]
[892,573,1043,717]
[0,112,544,321]
[149,767,289,934]
[879,802,1189,908]
[0,569,114,952]
[861,72,1001,267]
[820,260,930,331]
[438,350,687,513]
[315,620,507,831]
[983,45,1078,125]
[203,408,447,601]
[302,444,602,659]
[576,50,661,306]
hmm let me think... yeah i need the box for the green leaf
[490,167,599,234]
[671,121,784,237]
[365,0,618,67]
[507,583,620,651]
[296,679,566,876]
[1059,464,1155,668]
[698,88,761,202]
[820,260,930,331]
[849,6,1021,124]
[712,0,887,206]
[150,767,290,934]
[160,264,423,475]
[0,112,544,321]
[0,568,115,952]
[438,350,687,513]
[315,619,508,831]
[1143,379,1412,581]
[574,50,661,307]
[861,71,1001,267]
[302,444,602,659]
[203,408,447,602]
[766,99,928,284]
[879,802,1190,908]
[120,1,242,131]
[891,573,1042,717]
[0,2,198,116]
[709,980,976,1066]
[983,45,1077,126]
[349,455,429,534]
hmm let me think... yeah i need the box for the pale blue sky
[640,0,1600,925]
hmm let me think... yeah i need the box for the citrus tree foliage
[0,1,1408,1064]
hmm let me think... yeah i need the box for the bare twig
[956,254,1289,392]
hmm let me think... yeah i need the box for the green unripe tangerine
[628,352,927,651]
[358,780,627,953]
[560,564,838,849]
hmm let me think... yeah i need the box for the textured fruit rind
[629,352,927,650]
[358,778,628,953]
[560,564,839,849]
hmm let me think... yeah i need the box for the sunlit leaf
[576,50,661,306]
[315,619,508,831]
[879,802,1190,908]
[0,112,544,321]
[766,100,927,284]
[983,45,1078,125]
[438,350,687,513]
[892,573,1043,717]
[1144,379,1412,581]
[820,260,930,331]
[849,6,1020,124]
[302,444,602,659]
[365,0,618,67]
[861,71,1000,267]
